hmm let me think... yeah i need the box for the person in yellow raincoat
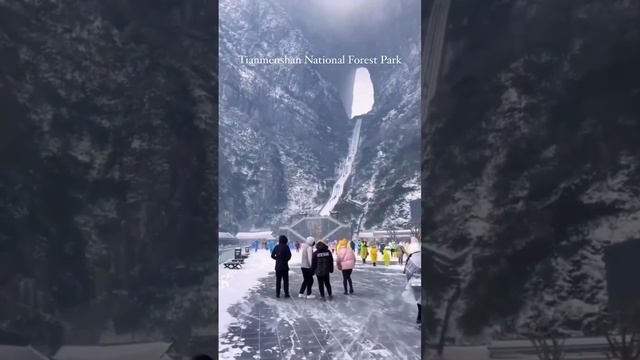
[336,239,348,255]
[383,248,391,266]
[360,241,368,264]
[369,244,378,266]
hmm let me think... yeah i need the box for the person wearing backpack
[311,239,334,300]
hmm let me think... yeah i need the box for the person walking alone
[336,239,355,294]
[397,242,405,265]
[271,235,292,298]
[360,241,368,264]
[312,239,334,300]
[370,243,378,266]
[298,236,316,299]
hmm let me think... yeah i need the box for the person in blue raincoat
[253,240,259,252]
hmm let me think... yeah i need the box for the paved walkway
[219,255,421,360]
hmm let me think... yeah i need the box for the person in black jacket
[311,239,333,300]
[271,235,292,298]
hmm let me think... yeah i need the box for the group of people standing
[270,235,422,324]
[356,239,409,266]
[271,235,355,301]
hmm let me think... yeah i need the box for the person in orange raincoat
[369,243,378,266]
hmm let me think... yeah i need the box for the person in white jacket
[298,236,316,298]
[405,237,422,324]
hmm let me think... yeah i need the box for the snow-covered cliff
[218,0,351,231]
[1,0,217,354]
[219,0,422,231]
[423,0,640,342]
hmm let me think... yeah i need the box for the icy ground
[219,250,420,360]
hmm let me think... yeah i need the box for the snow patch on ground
[219,250,274,339]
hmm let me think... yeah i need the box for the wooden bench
[224,260,242,269]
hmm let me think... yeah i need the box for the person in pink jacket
[336,239,355,295]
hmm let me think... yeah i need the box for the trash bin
[245,246,250,254]
[234,248,242,259]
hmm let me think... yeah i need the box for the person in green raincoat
[360,241,368,264]
[383,248,391,266]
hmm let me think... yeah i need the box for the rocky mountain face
[219,0,422,232]
[423,0,640,342]
[0,0,217,354]
[340,40,422,231]
[218,0,353,232]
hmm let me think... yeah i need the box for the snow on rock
[320,119,362,216]
[423,0,640,342]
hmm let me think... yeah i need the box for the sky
[278,0,412,49]
[351,67,374,118]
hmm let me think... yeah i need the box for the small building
[279,216,351,244]
[0,345,49,360]
[356,230,414,243]
[357,231,375,241]
[372,230,414,241]
[235,231,275,244]
[218,232,239,247]
[53,341,174,360]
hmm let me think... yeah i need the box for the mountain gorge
[423,0,640,342]
[218,0,351,231]
[219,0,422,232]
